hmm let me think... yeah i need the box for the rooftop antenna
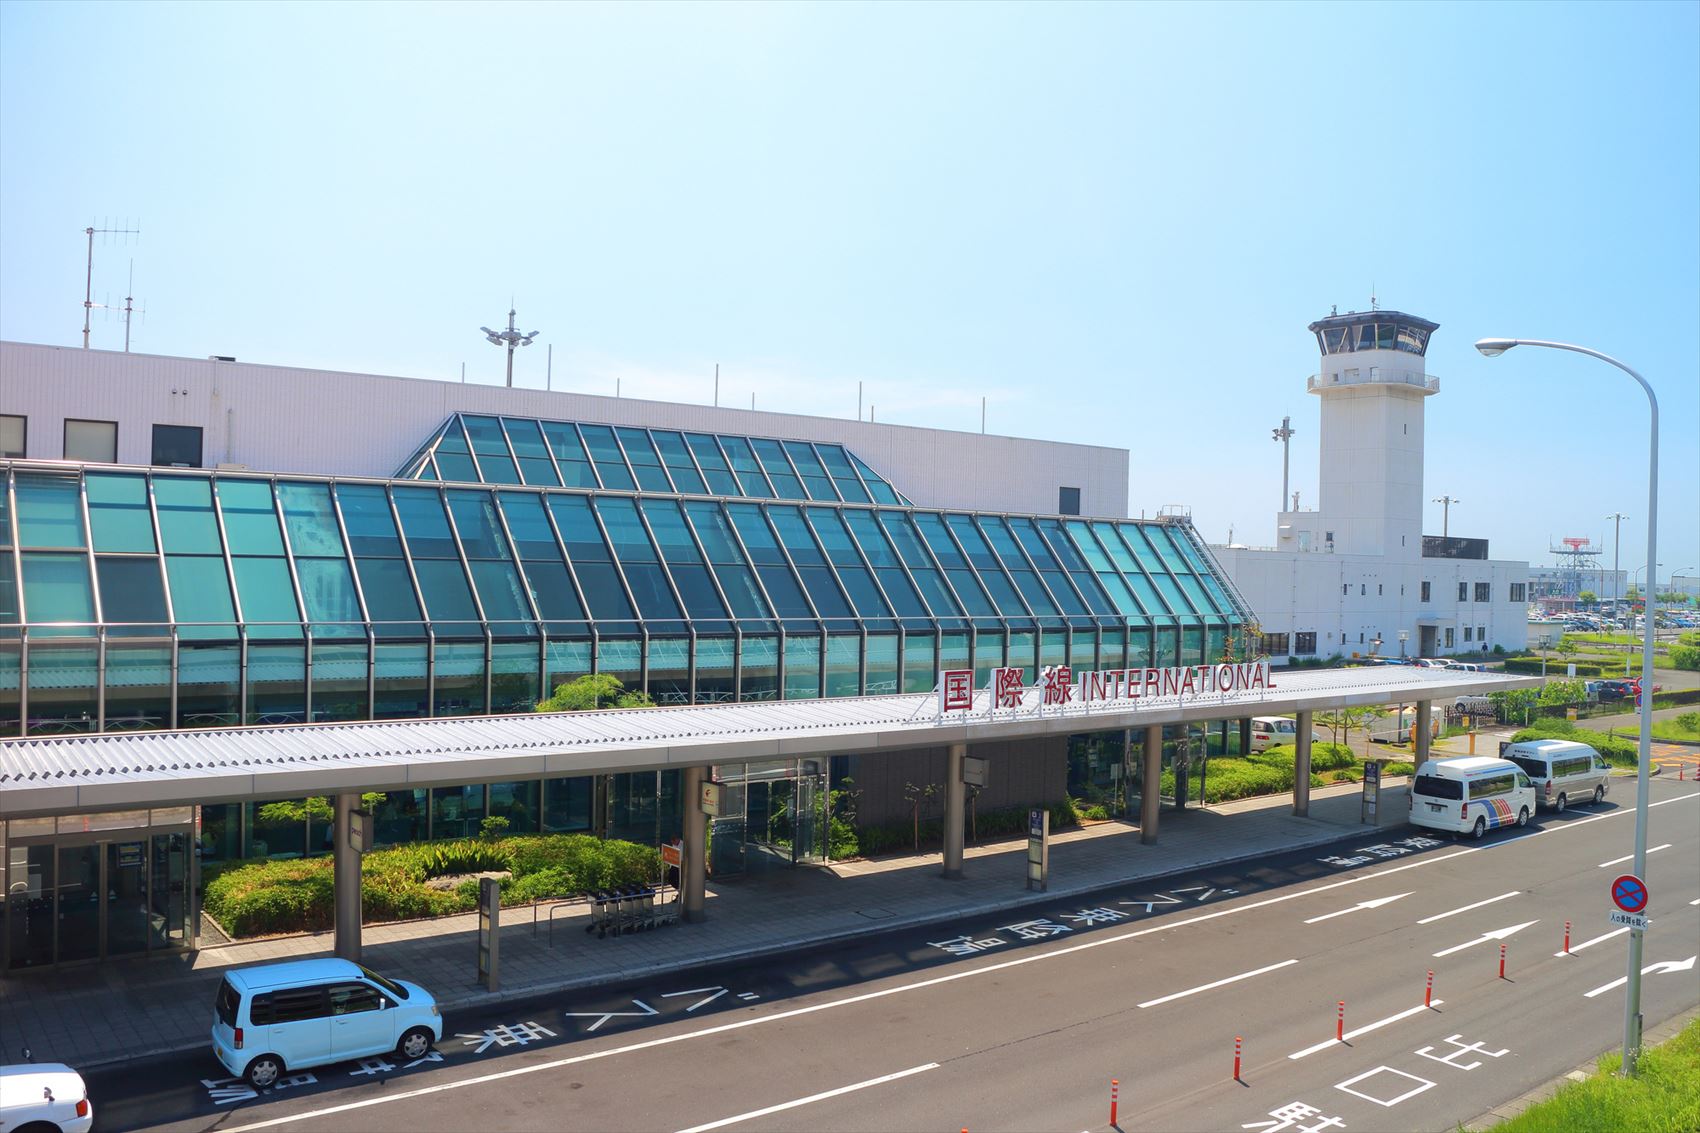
[1370,285,1378,311]
[121,260,147,353]
[1330,304,1338,317]
[1271,415,1296,513]
[479,304,539,388]
[82,218,140,348]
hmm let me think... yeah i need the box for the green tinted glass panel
[154,478,222,554]
[231,556,302,637]
[353,558,423,634]
[164,555,236,636]
[275,482,346,557]
[393,488,458,558]
[447,492,511,560]
[413,559,480,622]
[15,475,86,548]
[293,557,363,628]
[21,552,95,630]
[469,559,534,630]
[337,485,403,557]
[497,493,561,560]
[86,473,155,552]
[217,480,285,555]
[95,556,168,633]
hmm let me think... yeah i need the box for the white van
[1250,716,1326,752]
[211,958,441,1088]
[1502,739,1610,812]
[1408,756,1535,839]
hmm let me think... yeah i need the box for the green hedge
[855,799,1080,857]
[1508,720,1640,767]
[1503,657,1607,677]
[203,833,660,938]
[1672,644,1700,671]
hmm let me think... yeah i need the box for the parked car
[0,1057,94,1133]
[1249,715,1326,752]
[211,959,441,1088]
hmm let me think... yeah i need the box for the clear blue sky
[3,1,1695,582]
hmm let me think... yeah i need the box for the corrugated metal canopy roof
[0,667,1538,818]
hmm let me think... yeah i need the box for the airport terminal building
[1,340,1268,970]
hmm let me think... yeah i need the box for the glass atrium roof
[397,414,914,506]
[0,462,1250,735]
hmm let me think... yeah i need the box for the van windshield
[1413,775,1463,800]
[359,966,408,1000]
[215,977,240,1026]
[1507,757,1546,778]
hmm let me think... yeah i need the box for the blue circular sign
[1612,874,1648,914]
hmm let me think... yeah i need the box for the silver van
[211,958,441,1088]
[1502,739,1610,812]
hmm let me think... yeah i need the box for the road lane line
[674,1063,939,1133]
[216,791,1700,1132]
[1416,891,1521,924]
[1557,926,1629,957]
[1304,892,1412,924]
[1288,1001,1443,1060]
[1136,959,1299,1008]
[1432,920,1539,958]
[1598,844,1671,868]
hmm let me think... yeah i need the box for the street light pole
[1606,513,1628,608]
[1272,416,1296,514]
[1432,495,1460,539]
[480,307,540,388]
[1476,336,1658,1075]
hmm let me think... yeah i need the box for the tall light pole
[1476,336,1658,1075]
[1432,495,1461,539]
[1272,416,1296,513]
[1606,512,1628,608]
[480,307,539,388]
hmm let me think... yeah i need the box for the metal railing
[1307,369,1440,393]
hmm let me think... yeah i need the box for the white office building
[1210,309,1529,662]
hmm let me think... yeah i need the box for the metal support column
[681,764,708,924]
[942,741,966,880]
[1415,700,1433,764]
[1239,717,1252,757]
[333,792,362,961]
[1294,710,1314,817]
[1140,726,1161,845]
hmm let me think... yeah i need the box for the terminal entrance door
[4,827,193,971]
[708,758,829,876]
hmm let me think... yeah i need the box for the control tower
[1278,308,1440,561]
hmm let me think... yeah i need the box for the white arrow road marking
[1305,892,1413,924]
[662,987,730,1013]
[1599,844,1671,868]
[1557,926,1629,957]
[1137,959,1299,1008]
[1432,920,1539,958]
[1417,891,1522,924]
[1584,955,1698,998]
[1289,1001,1446,1060]
[562,999,659,1032]
[674,1063,940,1133]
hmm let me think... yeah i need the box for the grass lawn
[1650,711,1700,742]
[1490,1015,1700,1132]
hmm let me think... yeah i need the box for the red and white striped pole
[1499,943,1507,980]
[1564,921,1571,954]
[1425,970,1434,1008]
[1233,1036,1242,1081]
[1109,1079,1119,1127]
[1337,1001,1345,1042]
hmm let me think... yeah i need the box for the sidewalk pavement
[0,779,1409,1072]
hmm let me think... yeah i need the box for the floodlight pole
[1476,336,1657,1076]
[481,307,539,388]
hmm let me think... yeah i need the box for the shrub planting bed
[203,833,659,938]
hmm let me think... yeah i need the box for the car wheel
[398,1026,434,1061]
[1472,816,1487,840]
[14,1124,63,1133]
[1555,793,1567,814]
[1594,785,1605,804]
[1517,807,1530,828]
[244,1053,285,1089]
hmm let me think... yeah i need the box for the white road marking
[673,1063,939,1133]
[1598,844,1671,868]
[1416,891,1521,924]
[1556,926,1629,957]
[1288,1001,1444,1060]
[1305,892,1412,924]
[1691,899,1700,906]
[1432,920,1539,958]
[215,791,1699,1133]
[1584,955,1698,999]
[1136,959,1300,1008]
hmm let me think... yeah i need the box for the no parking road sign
[1611,873,1649,914]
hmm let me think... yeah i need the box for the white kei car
[0,1059,95,1133]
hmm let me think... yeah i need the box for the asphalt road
[90,776,1700,1133]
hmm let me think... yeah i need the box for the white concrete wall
[0,341,1130,518]
[1211,544,1529,659]
[1311,348,1430,560]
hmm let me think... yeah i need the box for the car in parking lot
[0,1058,94,1133]
[211,958,441,1088]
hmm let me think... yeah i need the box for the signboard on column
[477,876,500,990]
[1361,760,1382,825]
[700,781,723,817]
[1026,807,1049,892]
[963,756,989,787]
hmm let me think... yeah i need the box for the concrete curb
[1465,1003,1700,1130]
[68,820,1367,1071]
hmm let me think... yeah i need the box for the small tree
[902,780,940,851]
[535,673,655,713]
[1578,590,1597,606]
[1490,688,1539,726]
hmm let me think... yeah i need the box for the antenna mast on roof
[122,260,147,353]
[81,218,140,348]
